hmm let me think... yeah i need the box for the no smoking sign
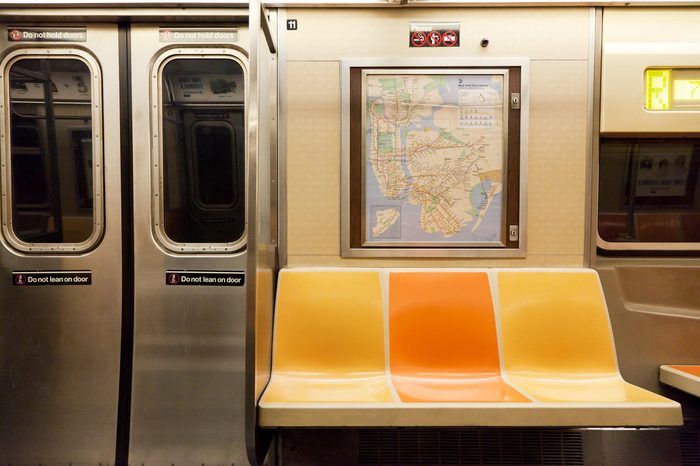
[409,22,460,48]
[411,31,427,47]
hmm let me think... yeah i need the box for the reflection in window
[161,58,245,244]
[73,130,93,209]
[193,123,237,207]
[8,58,95,244]
[599,139,700,244]
[11,124,48,206]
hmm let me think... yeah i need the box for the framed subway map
[342,62,526,257]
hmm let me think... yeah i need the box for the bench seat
[388,271,528,403]
[258,269,681,427]
[660,365,700,397]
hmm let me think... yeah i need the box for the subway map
[365,73,505,244]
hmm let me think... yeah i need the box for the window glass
[73,130,93,209]
[193,123,237,207]
[8,58,95,244]
[161,58,245,244]
[598,138,700,244]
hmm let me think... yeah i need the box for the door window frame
[150,47,248,254]
[0,48,104,253]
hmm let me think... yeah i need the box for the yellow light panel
[645,69,670,110]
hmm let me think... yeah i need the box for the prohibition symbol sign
[427,30,442,46]
[442,30,457,46]
[411,31,427,47]
[167,273,180,285]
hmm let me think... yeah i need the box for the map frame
[340,59,528,258]
[362,68,509,248]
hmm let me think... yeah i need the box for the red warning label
[409,22,460,48]
[411,31,427,47]
[442,30,458,47]
[427,31,442,47]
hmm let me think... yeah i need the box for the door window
[1,51,103,252]
[154,53,246,252]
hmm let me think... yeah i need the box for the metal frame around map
[341,58,529,258]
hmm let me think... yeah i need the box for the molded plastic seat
[660,365,700,397]
[259,268,681,427]
[258,270,393,404]
[498,270,680,424]
[389,272,528,403]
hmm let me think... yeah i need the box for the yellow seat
[498,270,680,425]
[259,270,393,405]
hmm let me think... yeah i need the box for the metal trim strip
[115,22,134,466]
[585,7,601,267]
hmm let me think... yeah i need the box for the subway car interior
[1,1,700,465]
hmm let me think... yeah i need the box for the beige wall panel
[601,8,700,133]
[603,8,700,42]
[285,8,590,61]
[284,8,592,267]
[286,60,589,265]
[286,254,585,268]
[286,61,341,255]
[527,60,588,255]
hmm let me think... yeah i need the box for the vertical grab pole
[247,2,278,464]
[40,60,63,240]
[246,1,263,464]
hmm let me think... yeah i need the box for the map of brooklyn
[365,73,504,244]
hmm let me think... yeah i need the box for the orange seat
[389,272,529,403]
[660,365,700,397]
[670,365,700,377]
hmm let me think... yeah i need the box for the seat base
[258,402,682,427]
